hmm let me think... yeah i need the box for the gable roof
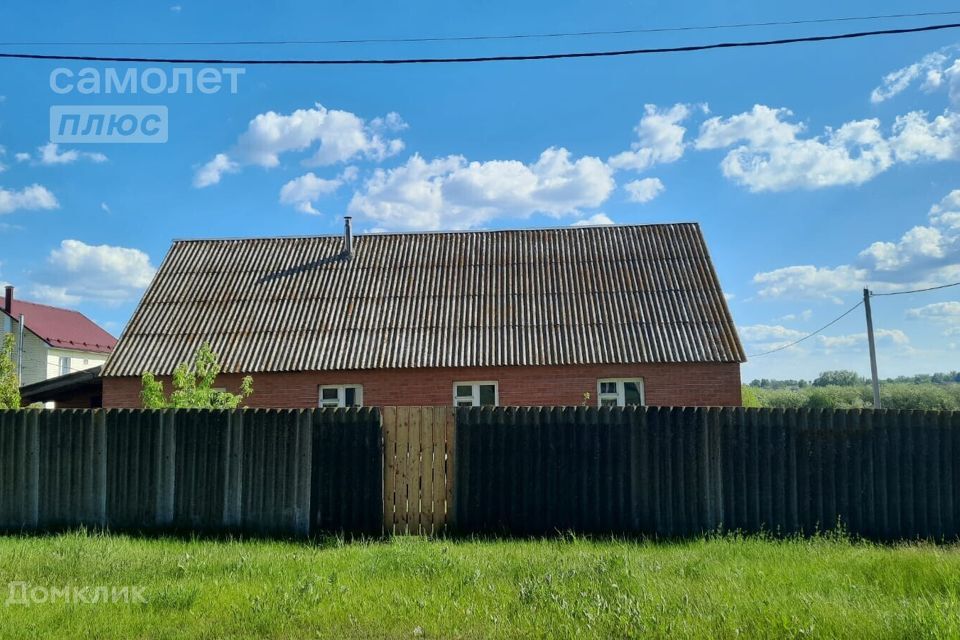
[4,299,116,354]
[103,223,744,377]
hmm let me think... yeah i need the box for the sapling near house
[0,333,20,409]
[140,341,253,409]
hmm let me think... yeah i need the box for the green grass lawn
[1,531,959,639]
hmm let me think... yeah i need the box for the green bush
[747,382,960,410]
[753,388,808,409]
[879,384,960,411]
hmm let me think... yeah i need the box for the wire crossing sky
[0,22,958,64]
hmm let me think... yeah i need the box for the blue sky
[1,1,959,381]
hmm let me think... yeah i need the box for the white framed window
[597,378,645,407]
[59,356,71,376]
[319,384,363,408]
[453,381,498,407]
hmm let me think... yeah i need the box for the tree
[0,333,20,409]
[812,370,865,387]
[141,342,253,409]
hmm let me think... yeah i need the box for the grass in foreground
[0,531,959,639]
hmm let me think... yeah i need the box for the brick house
[101,221,745,408]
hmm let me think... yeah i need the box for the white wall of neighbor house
[45,348,106,379]
[3,316,47,386]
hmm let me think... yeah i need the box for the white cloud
[0,184,59,215]
[170,4,182,12]
[754,190,960,300]
[696,105,894,191]
[608,103,691,172]
[694,104,960,192]
[888,110,960,162]
[739,324,805,342]
[34,142,107,165]
[193,153,238,188]
[279,167,357,215]
[817,329,909,351]
[348,147,614,231]
[624,177,664,203]
[194,103,404,187]
[737,323,806,354]
[871,46,960,105]
[32,240,156,305]
[753,265,869,302]
[907,301,960,335]
[778,309,813,323]
[572,213,614,226]
[739,323,910,357]
[14,153,30,163]
[100,202,111,214]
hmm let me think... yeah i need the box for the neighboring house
[2,286,117,387]
[101,221,745,408]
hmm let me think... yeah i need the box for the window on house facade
[597,378,645,407]
[319,384,363,408]
[453,382,498,407]
[59,356,71,376]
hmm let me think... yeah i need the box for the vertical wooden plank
[398,407,413,534]
[402,407,418,534]
[430,407,444,532]
[417,407,434,534]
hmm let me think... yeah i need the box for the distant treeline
[743,370,960,410]
[748,370,960,390]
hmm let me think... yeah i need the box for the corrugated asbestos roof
[102,223,745,377]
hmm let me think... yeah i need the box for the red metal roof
[3,299,116,354]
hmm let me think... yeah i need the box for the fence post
[295,409,312,537]
[24,410,40,529]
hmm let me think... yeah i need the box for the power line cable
[746,300,865,359]
[0,22,958,65]
[2,10,959,46]
[870,281,960,297]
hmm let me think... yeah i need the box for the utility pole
[863,288,881,409]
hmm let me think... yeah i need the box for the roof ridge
[171,221,702,243]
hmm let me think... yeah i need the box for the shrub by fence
[1,406,959,540]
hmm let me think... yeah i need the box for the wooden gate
[382,407,455,534]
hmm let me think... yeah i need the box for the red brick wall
[102,362,742,408]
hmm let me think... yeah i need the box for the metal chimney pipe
[344,216,353,257]
[3,285,11,314]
